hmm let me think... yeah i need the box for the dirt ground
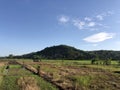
[0,62,5,66]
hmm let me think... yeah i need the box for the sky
[0,0,120,56]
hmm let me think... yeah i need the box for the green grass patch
[9,65,21,69]
[8,68,33,76]
[87,65,120,72]
[0,66,5,75]
[0,76,3,86]
[71,75,93,86]
[0,76,20,90]
[33,75,58,90]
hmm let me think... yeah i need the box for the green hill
[14,45,120,60]
[21,45,93,60]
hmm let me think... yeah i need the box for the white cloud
[96,11,114,21]
[88,22,96,27]
[73,19,85,29]
[83,32,115,43]
[58,11,113,30]
[58,15,69,23]
[84,17,92,21]
[97,23,110,28]
[96,15,104,20]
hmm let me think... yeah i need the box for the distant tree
[118,60,120,65]
[103,58,111,65]
[8,54,14,59]
[91,54,100,65]
[91,58,96,64]
[33,55,41,62]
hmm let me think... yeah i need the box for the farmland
[0,59,120,90]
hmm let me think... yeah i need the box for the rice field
[0,59,120,90]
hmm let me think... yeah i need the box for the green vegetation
[13,45,120,60]
[0,63,59,90]
[0,44,120,90]
[0,66,5,85]
[0,59,120,90]
[70,75,93,86]
[34,75,58,90]
[0,76,20,90]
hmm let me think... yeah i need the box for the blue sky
[0,0,120,56]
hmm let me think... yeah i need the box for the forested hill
[21,45,92,60]
[16,45,120,60]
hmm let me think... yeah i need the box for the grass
[68,75,93,86]
[0,64,59,90]
[0,66,5,75]
[0,76,20,90]
[42,60,120,71]
[0,59,120,90]
[33,75,58,90]
[0,75,58,90]
[0,66,5,86]
[87,64,120,72]
[66,75,93,90]
[0,76,3,86]
[7,65,33,76]
[18,59,120,73]
[9,65,22,69]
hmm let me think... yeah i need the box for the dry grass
[17,76,40,90]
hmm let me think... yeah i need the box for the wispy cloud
[88,22,96,27]
[58,11,114,30]
[96,15,104,20]
[73,19,85,29]
[58,15,69,24]
[72,18,107,30]
[84,17,92,21]
[83,32,115,43]
[96,11,114,21]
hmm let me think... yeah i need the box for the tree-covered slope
[14,45,120,60]
[21,45,92,60]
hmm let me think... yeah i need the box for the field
[0,59,120,90]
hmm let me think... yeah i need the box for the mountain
[14,45,120,60]
[20,45,93,60]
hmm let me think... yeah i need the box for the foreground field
[0,60,58,90]
[0,59,120,90]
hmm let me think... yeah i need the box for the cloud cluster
[72,18,99,30]
[84,17,92,21]
[58,11,114,30]
[73,19,85,29]
[57,11,115,43]
[96,11,114,21]
[83,32,115,43]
